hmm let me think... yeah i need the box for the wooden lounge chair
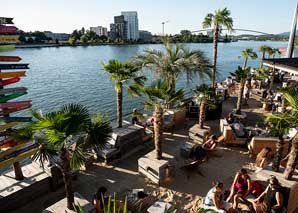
[180,159,206,179]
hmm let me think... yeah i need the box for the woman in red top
[227,169,252,209]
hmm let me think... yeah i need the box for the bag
[251,181,263,197]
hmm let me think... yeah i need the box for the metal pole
[287,3,298,58]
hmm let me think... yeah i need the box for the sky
[1,0,298,35]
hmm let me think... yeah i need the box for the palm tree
[194,84,216,129]
[259,45,272,68]
[202,7,233,87]
[240,48,257,69]
[281,87,298,180]
[230,66,250,114]
[139,80,184,159]
[265,112,291,172]
[102,60,146,128]
[134,37,211,92]
[268,48,281,92]
[15,104,112,210]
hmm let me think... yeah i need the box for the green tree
[202,7,233,87]
[266,112,291,172]
[80,34,88,43]
[71,30,81,41]
[281,87,298,179]
[230,66,250,114]
[139,80,184,159]
[102,60,146,128]
[194,84,216,128]
[258,45,272,68]
[240,48,258,69]
[68,36,77,45]
[134,37,211,93]
[15,104,112,210]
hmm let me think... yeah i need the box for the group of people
[203,174,284,213]
[202,146,286,213]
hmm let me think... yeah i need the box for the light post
[161,20,170,36]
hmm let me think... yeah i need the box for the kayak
[0,117,32,122]
[0,122,19,131]
[0,100,32,109]
[0,71,26,78]
[0,147,37,169]
[0,104,32,116]
[0,87,27,95]
[0,141,34,160]
[0,92,27,103]
[0,56,22,62]
[0,77,21,86]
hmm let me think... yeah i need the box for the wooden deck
[0,161,52,212]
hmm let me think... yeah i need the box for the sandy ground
[11,97,264,213]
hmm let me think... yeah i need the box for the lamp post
[161,20,170,36]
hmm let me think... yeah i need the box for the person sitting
[226,113,235,124]
[231,120,247,138]
[252,176,283,213]
[227,169,252,209]
[93,186,108,213]
[255,147,272,170]
[190,135,218,160]
[203,181,232,213]
[131,108,143,125]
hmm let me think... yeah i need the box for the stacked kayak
[0,55,36,170]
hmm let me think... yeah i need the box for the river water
[0,41,286,122]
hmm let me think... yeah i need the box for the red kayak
[0,77,21,86]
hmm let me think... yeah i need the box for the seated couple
[203,173,284,213]
[189,135,218,160]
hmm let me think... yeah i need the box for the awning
[263,58,298,75]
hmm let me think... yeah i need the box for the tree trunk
[60,149,74,210]
[260,52,265,68]
[116,84,123,128]
[269,67,275,92]
[272,136,285,172]
[281,96,286,113]
[243,57,248,69]
[154,105,163,160]
[13,162,24,180]
[198,99,206,129]
[212,26,219,88]
[284,133,298,180]
[236,81,245,114]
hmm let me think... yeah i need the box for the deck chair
[180,159,206,179]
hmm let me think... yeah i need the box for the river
[0,41,287,122]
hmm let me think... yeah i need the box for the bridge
[191,28,274,35]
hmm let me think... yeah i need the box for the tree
[71,30,80,41]
[80,34,88,43]
[68,36,77,45]
[102,60,146,128]
[139,80,184,159]
[268,48,281,92]
[281,87,298,179]
[240,48,257,69]
[266,112,291,172]
[230,66,250,114]
[259,45,272,68]
[194,84,216,128]
[134,37,211,92]
[14,104,112,210]
[202,7,233,87]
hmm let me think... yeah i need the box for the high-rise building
[121,11,139,40]
[90,26,108,37]
[110,15,127,40]
[139,30,152,42]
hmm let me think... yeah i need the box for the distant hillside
[277,31,298,36]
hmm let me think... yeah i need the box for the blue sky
[1,0,297,35]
